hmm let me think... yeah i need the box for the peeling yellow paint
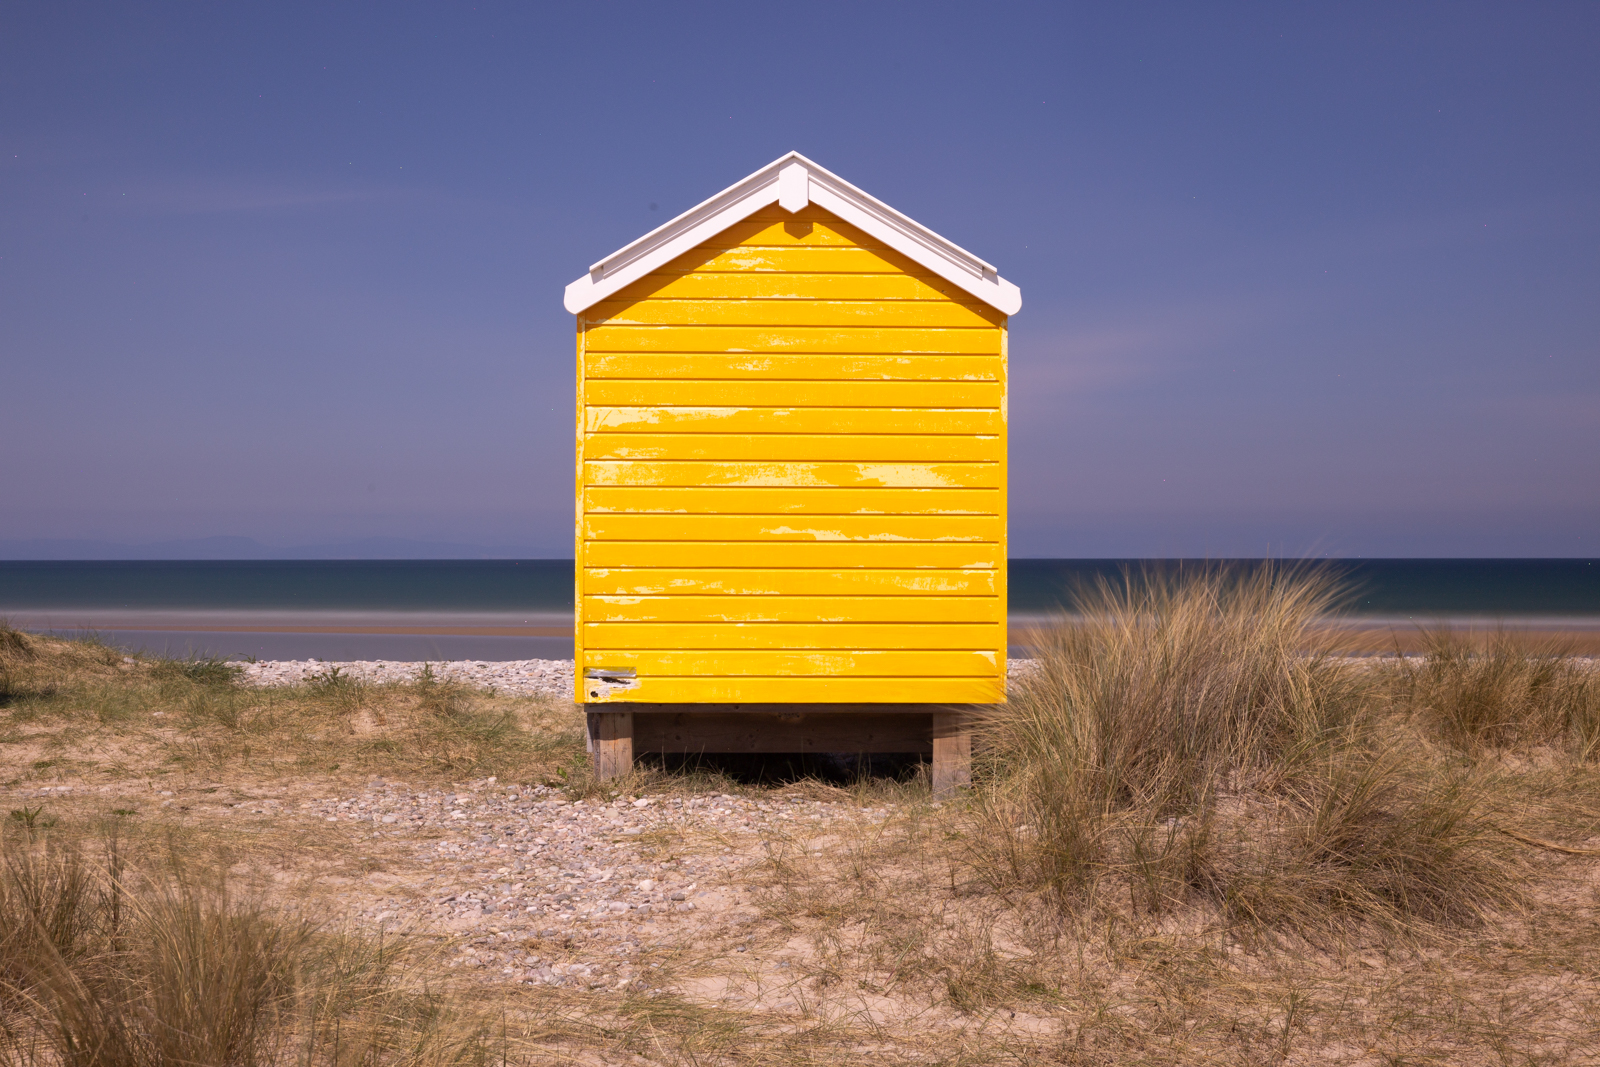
[575,206,1006,705]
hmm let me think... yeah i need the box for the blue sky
[3,2,1596,558]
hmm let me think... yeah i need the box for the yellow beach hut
[565,152,1021,792]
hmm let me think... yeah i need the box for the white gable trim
[563,152,1022,316]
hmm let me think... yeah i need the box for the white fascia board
[562,157,791,314]
[800,159,1022,315]
[563,151,1021,316]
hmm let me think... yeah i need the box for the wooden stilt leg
[588,710,634,781]
[931,710,971,798]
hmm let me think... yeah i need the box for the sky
[3,2,1597,559]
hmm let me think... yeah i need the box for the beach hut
[565,152,1021,794]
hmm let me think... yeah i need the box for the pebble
[189,775,888,991]
[235,658,1038,700]
[127,655,1031,994]
[235,658,575,698]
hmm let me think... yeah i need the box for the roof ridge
[563,152,1021,315]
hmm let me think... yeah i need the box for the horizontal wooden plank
[590,675,1006,704]
[622,702,968,714]
[660,245,928,276]
[740,204,873,227]
[584,352,1000,382]
[583,595,1001,624]
[582,649,1000,676]
[587,406,1001,435]
[695,214,884,249]
[583,433,1001,463]
[585,379,1002,407]
[612,271,973,303]
[584,325,1001,355]
[582,621,1003,650]
[587,299,1001,329]
[581,541,1000,568]
[583,487,1001,516]
[583,460,1001,489]
[584,567,1000,596]
[586,386,1001,414]
[583,514,1001,542]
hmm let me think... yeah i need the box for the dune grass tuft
[976,564,1520,931]
[0,621,36,707]
[0,621,35,662]
[1397,627,1600,757]
[0,824,498,1067]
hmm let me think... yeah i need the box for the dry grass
[0,823,502,1067]
[1395,627,1600,756]
[0,622,37,711]
[747,802,1600,1063]
[974,565,1521,934]
[733,566,1600,1062]
[5,589,1600,1063]
[0,635,586,790]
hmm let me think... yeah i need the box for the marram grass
[974,564,1523,931]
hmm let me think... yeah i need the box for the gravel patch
[237,658,575,698]
[237,658,1041,700]
[9,773,875,994]
[117,774,872,992]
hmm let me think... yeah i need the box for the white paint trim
[777,159,809,213]
[563,151,1021,316]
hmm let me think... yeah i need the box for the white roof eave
[562,151,1021,316]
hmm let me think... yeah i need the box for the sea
[1,559,1596,662]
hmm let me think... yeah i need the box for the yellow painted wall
[575,204,1006,704]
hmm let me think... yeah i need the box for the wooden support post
[931,710,972,798]
[588,710,634,781]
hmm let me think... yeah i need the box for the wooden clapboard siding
[583,622,1001,649]
[576,204,1006,705]
[584,461,1000,489]
[583,515,1001,542]
[585,353,999,380]
[588,407,1001,435]
[698,216,886,248]
[582,540,1000,569]
[582,650,999,676]
[583,487,1001,514]
[588,299,1001,329]
[585,325,1001,355]
[584,380,1001,406]
[583,434,1001,462]
[609,272,972,301]
[584,568,1000,596]
[592,677,1006,704]
[659,246,928,276]
[585,595,1001,624]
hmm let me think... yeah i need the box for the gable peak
[563,152,1021,315]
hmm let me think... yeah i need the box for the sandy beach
[6,608,1600,1063]
[8,606,1600,663]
